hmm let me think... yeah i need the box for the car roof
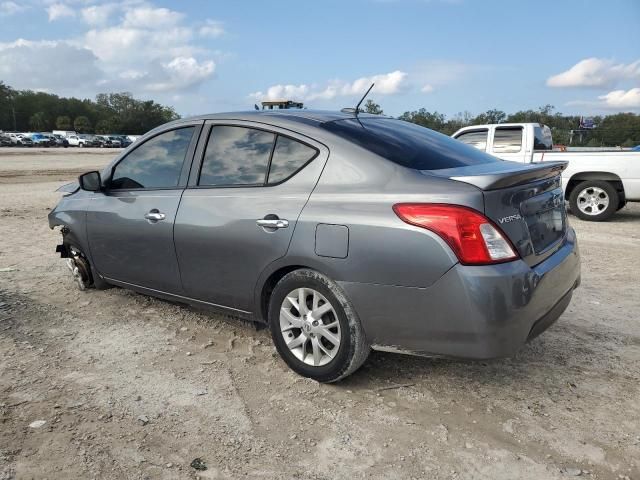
[169,109,391,128]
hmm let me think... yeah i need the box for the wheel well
[259,265,306,324]
[565,172,625,203]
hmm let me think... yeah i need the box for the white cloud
[547,58,640,89]
[0,1,25,16]
[250,70,408,102]
[598,88,640,109]
[199,19,225,38]
[0,39,101,92]
[146,57,216,92]
[122,6,183,28]
[421,84,434,93]
[81,4,118,26]
[0,2,222,100]
[47,3,76,21]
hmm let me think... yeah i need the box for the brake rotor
[66,255,91,290]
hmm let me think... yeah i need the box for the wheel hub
[279,287,341,367]
[576,186,609,216]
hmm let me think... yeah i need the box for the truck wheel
[268,269,370,383]
[569,180,618,222]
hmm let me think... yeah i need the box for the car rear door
[86,123,201,293]
[174,120,328,313]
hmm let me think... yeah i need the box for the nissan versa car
[48,111,581,382]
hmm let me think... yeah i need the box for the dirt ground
[0,148,638,480]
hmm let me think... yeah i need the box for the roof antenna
[341,83,374,115]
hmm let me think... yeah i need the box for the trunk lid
[423,161,568,266]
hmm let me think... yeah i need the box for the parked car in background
[49,111,581,382]
[117,135,132,148]
[81,135,101,147]
[67,134,96,147]
[8,133,33,146]
[52,130,77,138]
[0,134,11,146]
[452,122,640,221]
[30,133,53,147]
[52,134,70,148]
[107,136,123,148]
[18,135,33,147]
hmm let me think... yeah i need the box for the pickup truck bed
[452,122,640,221]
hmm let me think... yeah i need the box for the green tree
[363,99,383,115]
[56,115,71,130]
[472,109,506,125]
[0,82,16,130]
[74,116,92,133]
[94,119,111,134]
[29,112,48,131]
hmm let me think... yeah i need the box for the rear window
[321,118,499,171]
[534,125,553,151]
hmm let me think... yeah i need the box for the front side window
[493,127,523,153]
[267,136,317,184]
[455,130,488,151]
[199,126,275,186]
[110,127,194,190]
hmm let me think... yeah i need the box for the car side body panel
[174,120,331,311]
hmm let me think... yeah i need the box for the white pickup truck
[452,123,640,221]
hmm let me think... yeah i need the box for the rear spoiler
[430,161,568,191]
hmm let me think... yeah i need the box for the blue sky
[1,0,639,117]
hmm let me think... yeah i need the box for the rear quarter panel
[281,141,485,289]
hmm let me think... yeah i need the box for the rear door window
[493,127,523,153]
[199,126,275,186]
[321,118,499,171]
[455,130,488,151]
[110,127,195,190]
[267,136,318,184]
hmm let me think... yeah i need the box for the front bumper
[339,227,581,359]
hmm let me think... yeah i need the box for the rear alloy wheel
[569,180,618,222]
[268,269,369,382]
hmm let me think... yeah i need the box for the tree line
[366,101,640,147]
[0,82,179,135]
[1,82,637,146]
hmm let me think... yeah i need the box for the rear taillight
[393,203,518,265]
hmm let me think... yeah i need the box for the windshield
[321,117,500,171]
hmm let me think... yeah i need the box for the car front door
[174,121,328,313]
[87,123,201,293]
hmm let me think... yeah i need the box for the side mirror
[79,171,102,192]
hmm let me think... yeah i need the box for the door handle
[256,218,289,229]
[144,210,166,222]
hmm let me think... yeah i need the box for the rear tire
[569,180,618,222]
[268,269,369,383]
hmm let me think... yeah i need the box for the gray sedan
[49,110,581,382]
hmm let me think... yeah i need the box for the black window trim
[104,123,203,192]
[191,123,320,190]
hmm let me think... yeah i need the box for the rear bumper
[339,227,581,359]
